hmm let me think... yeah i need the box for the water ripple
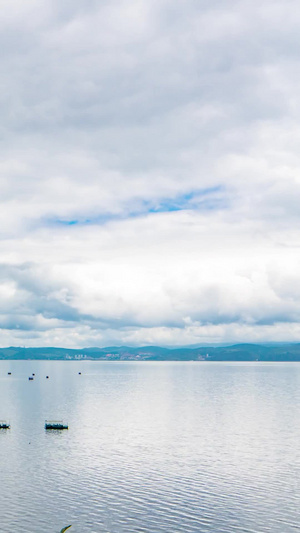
[1,361,300,532]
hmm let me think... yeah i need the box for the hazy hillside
[1,344,300,361]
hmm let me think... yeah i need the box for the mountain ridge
[1,344,300,361]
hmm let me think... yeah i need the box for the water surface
[1,361,300,532]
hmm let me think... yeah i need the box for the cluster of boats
[6,372,81,380]
[2,371,76,431]
[7,371,49,380]
[0,420,68,430]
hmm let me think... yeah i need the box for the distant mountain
[1,344,300,361]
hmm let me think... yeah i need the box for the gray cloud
[0,0,300,346]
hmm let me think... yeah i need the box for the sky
[1,0,300,348]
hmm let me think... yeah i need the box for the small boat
[7,372,11,375]
[78,372,81,375]
[28,376,34,381]
[32,373,35,376]
[45,420,68,430]
[0,421,10,429]
[46,376,49,379]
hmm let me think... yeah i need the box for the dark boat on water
[28,376,34,380]
[0,421,10,429]
[45,420,68,430]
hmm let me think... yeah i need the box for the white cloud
[0,0,300,346]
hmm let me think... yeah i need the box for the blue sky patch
[42,186,226,228]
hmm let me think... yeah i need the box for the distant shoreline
[1,343,300,362]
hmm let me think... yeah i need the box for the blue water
[1,360,300,532]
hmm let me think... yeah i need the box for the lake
[1,360,300,532]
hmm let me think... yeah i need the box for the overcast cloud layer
[1,0,300,347]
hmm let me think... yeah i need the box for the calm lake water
[1,361,300,533]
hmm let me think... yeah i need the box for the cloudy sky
[1,0,300,347]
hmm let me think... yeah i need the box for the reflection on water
[1,361,300,532]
